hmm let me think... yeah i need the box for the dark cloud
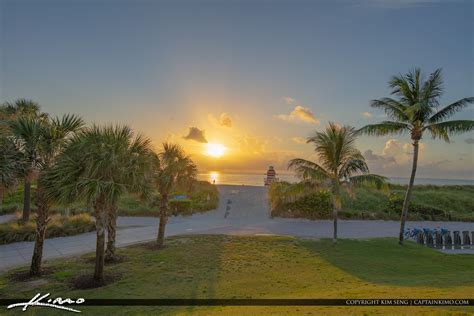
[183,127,207,143]
[219,113,233,128]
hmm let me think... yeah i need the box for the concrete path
[1,185,473,271]
[0,214,15,224]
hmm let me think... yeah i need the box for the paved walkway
[1,185,473,271]
[0,214,15,224]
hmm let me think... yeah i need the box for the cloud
[361,111,372,118]
[277,105,319,124]
[465,138,474,144]
[208,113,233,128]
[363,149,396,163]
[219,113,232,128]
[183,127,207,143]
[238,135,267,155]
[292,136,307,144]
[284,96,296,105]
[363,139,430,177]
[382,139,403,157]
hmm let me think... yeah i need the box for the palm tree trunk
[30,187,49,276]
[398,140,420,245]
[22,179,31,223]
[332,192,340,244]
[105,204,118,261]
[94,199,107,282]
[156,194,168,248]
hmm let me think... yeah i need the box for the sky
[1,0,473,179]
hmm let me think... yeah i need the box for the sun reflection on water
[209,171,219,184]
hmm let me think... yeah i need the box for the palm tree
[4,100,46,223]
[358,68,474,245]
[1,99,43,120]
[30,114,84,276]
[44,125,154,282]
[0,137,24,212]
[9,117,43,222]
[153,143,197,248]
[288,122,386,243]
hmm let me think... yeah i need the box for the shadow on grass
[0,235,227,314]
[98,234,226,315]
[300,237,474,287]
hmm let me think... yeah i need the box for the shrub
[292,191,332,214]
[386,193,404,214]
[385,193,448,220]
[0,213,95,244]
[169,199,193,215]
[116,180,219,217]
[0,205,19,215]
[187,181,219,211]
[272,188,332,219]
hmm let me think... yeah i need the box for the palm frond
[389,72,415,104]
[268,181,319,210]
[0,137,24,189]
[339,158,369,179]
[154,142,197,196]
[349,174,387,189]
[428,97,474,124]
[370,98,409,122]
[357,121,410,137]
[421,68,443,106]
[44,124,155,205]
[288,158,330,182]
[424,120,474,141]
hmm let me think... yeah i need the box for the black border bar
[2,299,473,306]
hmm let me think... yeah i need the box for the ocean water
[197,172,473,187]
[198,172,298,186]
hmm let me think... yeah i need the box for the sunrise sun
[205,143,226,158]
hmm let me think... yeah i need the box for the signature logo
[7,293,85,313]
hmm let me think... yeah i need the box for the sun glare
[205,143,226,158]
[210,171,219,184]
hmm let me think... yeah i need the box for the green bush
[272,189,332,219]
[169,199,193,215]
[386,193,403,213]
[0,213,95,244]
[385,192,448,220]
[0,205,19,215]
[270,183,474,221]
[116,180,219,217]
[188,181,219,211]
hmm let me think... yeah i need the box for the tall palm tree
[358,68,474,245]
[4,100,46,223]
[44,125,154,282]
[288,122,386,243]
[9,117,43,222]
[30,114,84,276]
[0,137,24,212]
[153,143,197,248]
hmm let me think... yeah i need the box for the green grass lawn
[1,236,473,315]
